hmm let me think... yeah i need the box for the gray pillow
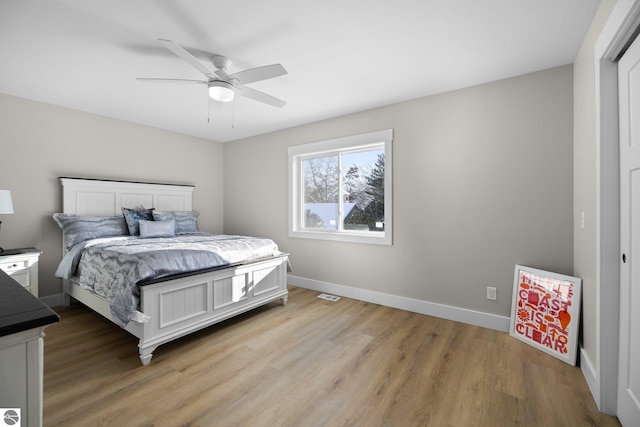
[139,219,175,238]
[53,214,129,250]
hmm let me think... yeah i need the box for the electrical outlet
[487,286,497,300]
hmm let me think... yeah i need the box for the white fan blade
[136,78,207,84]
[237,86,286,108]
[229,64,287,85]
[157,39,215,78]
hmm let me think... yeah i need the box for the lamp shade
[0,190,14,214]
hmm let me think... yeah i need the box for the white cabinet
[0,328,46,427]
[0,269,58,427]
[0,248,40,297]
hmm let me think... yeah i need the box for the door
[618,32,640,426]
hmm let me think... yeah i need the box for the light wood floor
[43,286,620,427]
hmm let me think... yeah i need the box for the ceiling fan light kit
[208,81,235,102]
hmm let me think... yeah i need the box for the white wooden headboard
[60,178,193,216]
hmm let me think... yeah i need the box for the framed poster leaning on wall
[509,265,582,366]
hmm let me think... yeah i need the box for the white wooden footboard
[65,254,288,365]
[136,254,288,364]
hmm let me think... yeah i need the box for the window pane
[302,155,339,229]
[342,149,385,232]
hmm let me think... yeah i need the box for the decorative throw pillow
[152,211,199,234]
[139,219,175,238]
[52,214,129,250]
[122,207,155,236]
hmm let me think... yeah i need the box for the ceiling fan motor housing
[210,55,231,71]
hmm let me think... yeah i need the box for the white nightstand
[0,248,41,297]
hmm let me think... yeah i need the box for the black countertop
[0,270,59,337]
[0,247,42,256]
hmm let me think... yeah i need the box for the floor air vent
[318,293,340,302]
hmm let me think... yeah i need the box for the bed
[56,178,289,365]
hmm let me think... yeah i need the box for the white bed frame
[59,178,289,365]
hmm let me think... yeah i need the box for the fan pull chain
[232,102,235,129]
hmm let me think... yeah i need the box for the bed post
[62,279,71,306]
[139,349,154,365]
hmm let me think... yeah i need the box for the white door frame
[592,0,640,415]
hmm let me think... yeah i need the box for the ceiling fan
[137,39,287,108]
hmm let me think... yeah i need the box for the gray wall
[0,93,224,298]
[224,65,574,318]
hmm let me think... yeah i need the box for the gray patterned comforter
[57,234,280,327]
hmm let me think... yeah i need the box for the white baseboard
[40,293,64,308]
[580,346,600,409]
[288,274,511,332]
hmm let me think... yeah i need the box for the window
[288,129,392,245]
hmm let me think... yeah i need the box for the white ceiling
[0,0,600,143]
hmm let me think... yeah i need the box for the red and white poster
[509,265,582,365]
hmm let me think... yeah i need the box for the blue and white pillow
[53,214,129,250]
[122,207,155,236]
[152,211,199,234]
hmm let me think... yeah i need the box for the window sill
[289,229,392,245]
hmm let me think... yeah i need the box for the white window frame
[288,129,393,245]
